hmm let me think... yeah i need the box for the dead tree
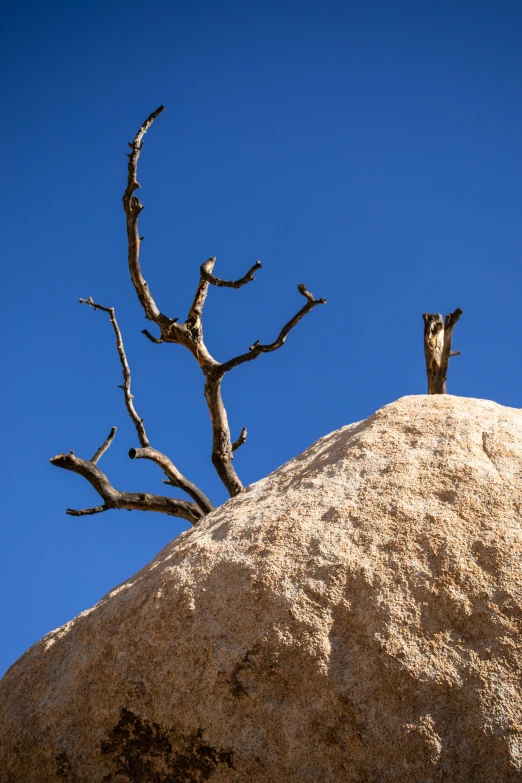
[422,309,462,394]
[50,106,326,523]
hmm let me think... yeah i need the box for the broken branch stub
[422,308,463,394]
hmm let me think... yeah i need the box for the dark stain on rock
[56,751,74,779]
[230,644,261,698]
[101,708,234,783]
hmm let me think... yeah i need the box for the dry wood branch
[78,296,210,514]
[186,256,261,349]
[54,107,328,520]
[423,308,463,394]
[215,284,326,378]
[142,329,165,344]
[232,427,247,452]
[193,278,324,496]
[119,110,327,499]
[50,451,202,523]
[201,258,262,289]
[91,426,117,464]
[123,105,165,324]
[187,257,215,339]
[68,505,108,517]
[80,297,149,447]
[204,376,243,496]
[129,446,214,514]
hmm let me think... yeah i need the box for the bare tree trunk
[422,309,462,394]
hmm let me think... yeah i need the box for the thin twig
[80,298,149,447]
[91,426,117,464]
[142,329,165,344]
[187,257,215,329]
[201,258,262,289]
[68,505,108,516]
[215,284,326,378]
[232,427,247,452]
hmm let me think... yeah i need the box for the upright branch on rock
[51,106,326,523]
[422,309,463,394]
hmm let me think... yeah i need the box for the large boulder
[2,395,522,783]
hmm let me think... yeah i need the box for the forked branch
[422,308,463,394]
[54,107,326,522]
[50,451,203,523]
[51,298,213,520]
[129,446,214,514]
[119,108,326,500]
[201,284,326,495]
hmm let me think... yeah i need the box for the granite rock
[2,395,522,782]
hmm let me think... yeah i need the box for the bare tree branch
[439,308,463,390]
[232,427,247,452]
[195,284,325,495]
[91,426,117,465]
[422,308,463,394]
[56,108,327,520]
[122,105,165,324]
[76,297,211,515]
[51,451,203,524]
[203,376,242,495]
[142,329,165,344]
[119,109,327,500]
[129,446,214,514]
[445,308,463,332]
[80,297,149,447]
[185,256,262,356]
[215,284,326,378]
[188,257,215,328]
[201,258,262,289]
[67,505,109,517]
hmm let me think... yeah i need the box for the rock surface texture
[2,395,522,783]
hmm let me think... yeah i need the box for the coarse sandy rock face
[2,395,522,783]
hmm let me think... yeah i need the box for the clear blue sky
[2,0,521,676]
